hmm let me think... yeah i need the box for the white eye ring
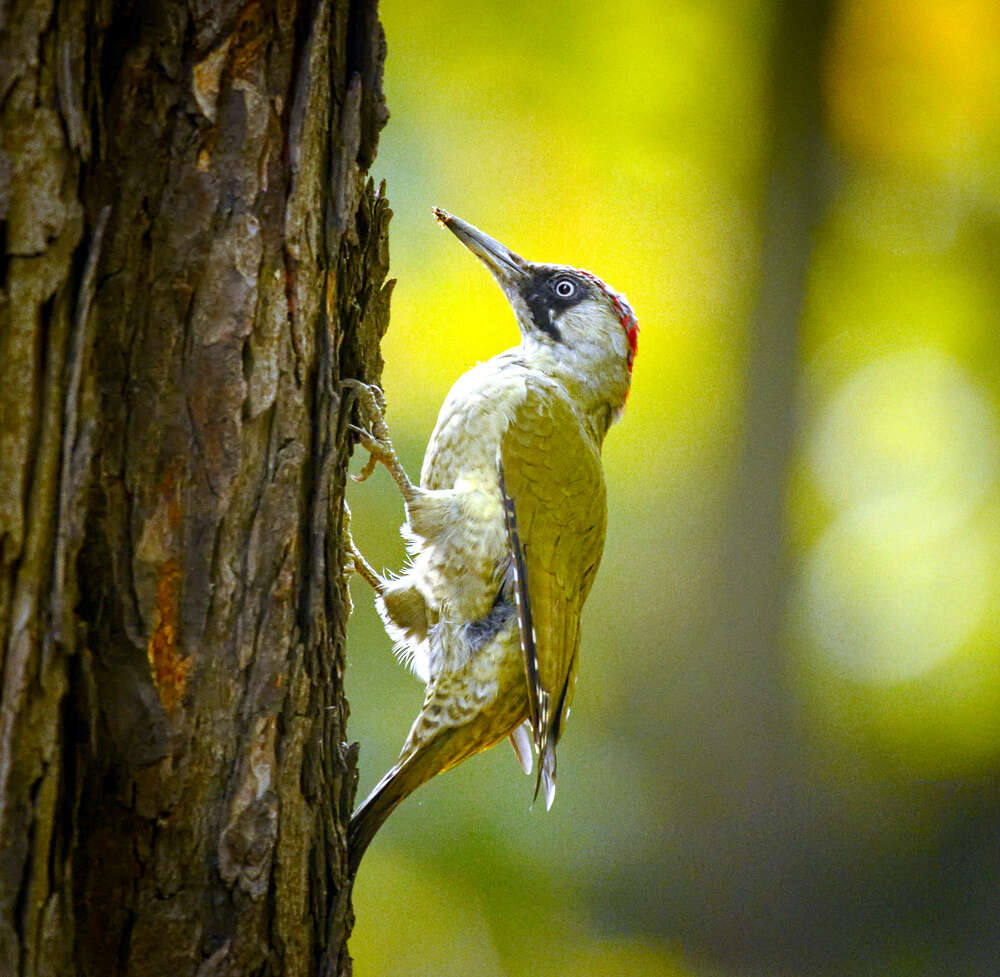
[554,278,575,298]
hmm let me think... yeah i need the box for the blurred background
[345,1,1000,974]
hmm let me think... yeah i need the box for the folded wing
[498,379,607,807]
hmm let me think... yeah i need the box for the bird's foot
[342,380,414,500]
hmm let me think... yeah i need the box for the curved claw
[342,379,387,429]
[343,385,415,501]
[353,456,380,484]
[347,424,391,484]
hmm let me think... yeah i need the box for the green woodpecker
[346,209,638,869]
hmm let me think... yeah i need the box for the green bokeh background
[346,2,1000,974]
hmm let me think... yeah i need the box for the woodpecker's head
[434,209,638,424]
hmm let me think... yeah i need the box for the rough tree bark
[0,1,391,975]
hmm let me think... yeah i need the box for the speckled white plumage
[347,210,637,869]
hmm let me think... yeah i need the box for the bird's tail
[538,739,557,811]
[347,757,416,874]
[348,717,509,873]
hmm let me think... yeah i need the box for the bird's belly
[403,616,529,759]
[412,472,508,622]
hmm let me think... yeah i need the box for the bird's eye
[554,278,576,298]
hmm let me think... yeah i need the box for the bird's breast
[420,361,534,489]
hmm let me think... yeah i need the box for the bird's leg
[342,501,384,594]
[346,537,383,593]
[343,380,416,503]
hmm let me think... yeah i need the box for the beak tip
[430,209,526,281]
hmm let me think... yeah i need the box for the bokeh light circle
[808,347,999,520]
[800,496,994,683]
[800,347,1000,684]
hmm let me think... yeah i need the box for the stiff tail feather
[539,739,557,811]
[348,759,413,874]
[347,733,456,873]
[348,719,501,872]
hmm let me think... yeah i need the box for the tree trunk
[0,2,391,975]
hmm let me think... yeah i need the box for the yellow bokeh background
[346,1,1000,974]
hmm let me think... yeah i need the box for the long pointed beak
[433,208,529,286]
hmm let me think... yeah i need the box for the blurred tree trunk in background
[716,0,833,727]
[731,0,833,633]
[0,1,390,975]
[690,0,836,960]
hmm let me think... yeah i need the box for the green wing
[498,379,607,806]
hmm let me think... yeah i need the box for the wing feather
[498,455,543,740]
[498,379,607,804]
